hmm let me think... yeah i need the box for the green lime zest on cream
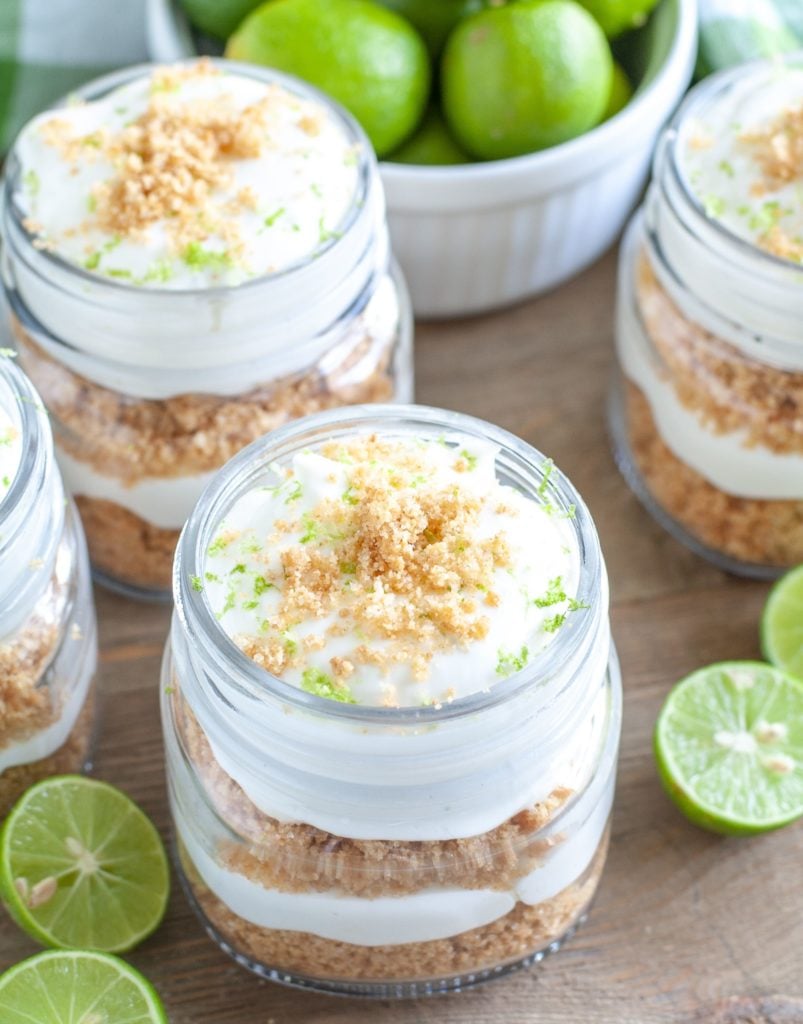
[208,533,233,556]
[496,645,529,677]
[23,169,40,195]
[301,667,356,703]
[538,459,554,497]
[263,206,286,228]
[533,576,566,608]
[181,241,234,272]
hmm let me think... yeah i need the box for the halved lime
[0,776,169,952]
[0,950,167,1024]
[655,661,803,835]
[761,565,803,679]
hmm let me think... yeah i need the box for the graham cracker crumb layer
[12,315,396,484]
[75,497,178,593]
[0,681,96,817]
[0,573,69,748]
[174,688,572,898]
[182,831,607,984]
[636,253,803,455]
[625,380,803,566]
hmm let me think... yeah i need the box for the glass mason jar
[161,405,621,997]
[611,55,803,579]
[0,62,413,601]
[0,355,98,816]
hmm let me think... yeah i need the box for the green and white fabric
[0,0,149,151]
[698,0,803,78]
[2,0,803,153]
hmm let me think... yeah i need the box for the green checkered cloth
[0,0,149,151]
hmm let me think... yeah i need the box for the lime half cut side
[0,776,169,952]
[655,661,803,835]
[761,564,803,678]
[0,950,167,1024]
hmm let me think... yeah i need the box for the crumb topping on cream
[201,434,586,708]
[15,60,360,288]
[682,64,803,264]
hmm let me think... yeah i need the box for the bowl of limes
[147,0,697,317]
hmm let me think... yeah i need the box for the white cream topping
[681,63,803,261]
[15,61,360,289]
[0,396,22,503]
[201,434,584,708]
[56,449,215,530]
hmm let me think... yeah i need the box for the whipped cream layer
[619,220,803,501]
[0,398,21,503]
[57,450,214,530]
[201,433,584,708]
[177,769,612,947]
[681,62,803,263]
[15,60,360,289]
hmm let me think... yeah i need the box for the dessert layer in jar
[168,679,613,983]
[620,252,803,567]
[167,429,615,986]
[11,287,401,594]
[9,59,406,596]
[179,831,609,986]
[616,61,803,569]
[0,522,98,815]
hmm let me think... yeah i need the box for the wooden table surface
[3,247,803,1024]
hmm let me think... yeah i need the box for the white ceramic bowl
[147,0,697,317]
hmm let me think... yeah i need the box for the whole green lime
[177,0,263,39]
[227,0,431,157]
[442,0,613,160]
[375,0,488,56]
[603,61,633,119]
[389,108,470,164]
[575,0,660,39]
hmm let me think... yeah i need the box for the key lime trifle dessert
[2,59,412,597]
[162,405,621,996]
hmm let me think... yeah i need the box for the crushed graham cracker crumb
[622,251,803,566]
[227,436,512,686]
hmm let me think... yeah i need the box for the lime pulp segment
[655,661,803,835]
[0,950,167,1024]
[0,776,169,953]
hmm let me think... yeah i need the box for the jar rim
[0,353,50,528]
[3,58,375,299]
[661,51,803,280]
[174,403,606,726]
